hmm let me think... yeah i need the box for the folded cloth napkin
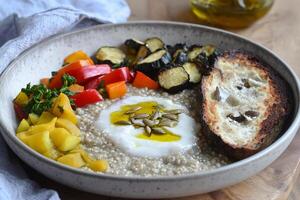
[0,1,130,200]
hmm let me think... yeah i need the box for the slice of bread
[200,51,290,160]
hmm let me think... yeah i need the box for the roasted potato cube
[60,109,78,125]
[28,113,39,125]
[52,93,73,117]
[88,160,108,172]
[37,111,56,124]
[16,119,30,133]
[55,118,80,136]
[19,131,53,154]
[26,117,57,135]
[57,153,85,168]
[70,148,93,163]
[50,128,80,151]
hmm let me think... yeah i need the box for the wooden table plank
[28,0,300,199]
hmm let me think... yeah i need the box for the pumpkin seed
[162,114,178,121]
[245,111,259,118]
[130,119,145,127]
[151,110,161,120]
[114,120,131,125]
[159,119,177,127]
[132,113,149,119]
[145,126,152,136]
[164,109,183,115]
[143,119,156,127]
[125,106,142,114]
[152,128,165,135]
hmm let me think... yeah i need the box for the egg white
[95,96,199,158]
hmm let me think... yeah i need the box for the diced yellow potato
[88,160,108,172]
[44,148,62,160]
[27,117,57,135]
[16,119,30,133]
[60,109,78,125]
[55,118,80,136]
[52,93,73,117]
[37,111,56,124]
[14,91,29,106]
[28,113,39,125]
[20,131,53,154]
[50,128,80,151]
[57,153,85,168]
[17,131,28,141]
[70,148,93,163]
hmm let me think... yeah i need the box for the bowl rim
[1,20,300,181]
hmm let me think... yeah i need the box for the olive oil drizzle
[110,101,181,142]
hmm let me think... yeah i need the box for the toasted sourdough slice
[201,51,290,160]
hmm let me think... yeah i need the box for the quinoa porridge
[76,85,230,177]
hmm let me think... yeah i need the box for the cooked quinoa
[76,85,230,177]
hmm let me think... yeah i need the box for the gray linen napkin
[0,1,130,199]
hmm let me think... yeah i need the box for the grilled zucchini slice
[158,66,189,93]
[135,49,171,79]
[188,45,216,61]
[145,37,165,52]
[133,45,151,64]
[183,62,201,84]
[96,47,126,65]
[124,39,145,54]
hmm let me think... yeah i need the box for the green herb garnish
[21,74,77,115]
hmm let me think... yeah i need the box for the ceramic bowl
[0,21,299,199]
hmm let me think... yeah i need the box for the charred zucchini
[124,39,145,54]
[145,37,165,52]
[188,45,217,75]
[133,45,151,64]
[173,49,188,64]
[183,62,201,84]
[188,45,216,61]
[96,47,126,65]
[135,49,171,79]
[158,66,189,93]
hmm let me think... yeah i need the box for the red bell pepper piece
[84,67,132,89]
[49,60,93,89]
[70,89,103,108]
[13,103,27,121]
[132,71,159,89]
[101,67,132,85]
[67,64,111,84]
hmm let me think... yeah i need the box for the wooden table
[27,0,300,199]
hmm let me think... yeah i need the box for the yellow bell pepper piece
[16,119,30,133]
[88,160,108,172]
[37,111,56,124]
[57,153,85,168]
[63,50,94,65]
[28,113,39,125]
[14,91,29,106]
[26,117,57,135]
[19,131,53,154]
[55,118,80,136]
[50,128,80,152]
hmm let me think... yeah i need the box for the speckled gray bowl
[0,21,299,199]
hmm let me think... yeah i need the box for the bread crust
[200,51,291,160]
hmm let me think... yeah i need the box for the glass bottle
[190,0,274,28]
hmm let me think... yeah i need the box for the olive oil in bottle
[190,0,274,28]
